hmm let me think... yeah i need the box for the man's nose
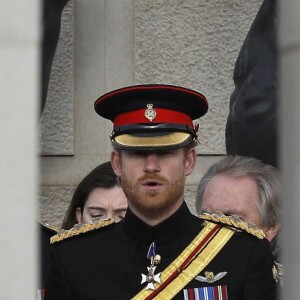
[144,153,160,172]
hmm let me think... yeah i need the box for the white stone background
[0,0,39,298]
[39,0,263,227]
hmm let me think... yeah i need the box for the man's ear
[111,150,122,176]
[265,223,280,243]
[76,207,83,224]
[184,147,196,176]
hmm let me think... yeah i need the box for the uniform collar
[122,202,194,245]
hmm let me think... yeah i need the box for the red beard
[121,173,185,219]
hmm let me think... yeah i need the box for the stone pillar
[0,0,39,298]
[279,0,300,298]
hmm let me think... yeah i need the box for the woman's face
[76,186,128,223]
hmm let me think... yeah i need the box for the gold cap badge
[144,104,157,122]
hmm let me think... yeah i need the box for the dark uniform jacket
[39,222,57,291]
[45,203,276,299]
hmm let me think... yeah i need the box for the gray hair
[195,155,281,230]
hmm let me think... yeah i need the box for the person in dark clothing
[226,0,278,167]
[45,84,277,300]
[38,222,57,300]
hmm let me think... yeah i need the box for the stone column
[0,0,39,298]
[279,0,300,298]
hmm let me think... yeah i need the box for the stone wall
[40,0,262,227]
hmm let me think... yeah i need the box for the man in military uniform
[45,84,276,299]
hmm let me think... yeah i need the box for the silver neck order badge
[141,241,162,290]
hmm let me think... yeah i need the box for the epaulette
[39,221,59,234]
[199,211,265,239]
[50,218,115,244]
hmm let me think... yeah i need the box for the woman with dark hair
[61,161,127,229]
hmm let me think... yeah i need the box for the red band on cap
[114,108,193,127]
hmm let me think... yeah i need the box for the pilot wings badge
[195,271,227,283]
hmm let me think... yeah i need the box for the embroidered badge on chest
[195,271,227,283]
[141,241,162,290]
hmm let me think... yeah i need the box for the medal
[141,242,162,290]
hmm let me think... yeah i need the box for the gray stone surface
[39,1,74,155]
[40,186,76,228]
[1,0,39,297]
[134,0,262,154]
[279,1,300,296]
[184,185,198,216]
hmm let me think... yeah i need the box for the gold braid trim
[199,211,265,239]
[50,219,115,244]
[39,222,58,233]
[132,222,234,300]
[153,226,234,300]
